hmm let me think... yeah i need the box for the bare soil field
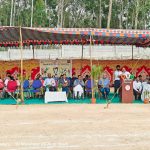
[0,104,150,150]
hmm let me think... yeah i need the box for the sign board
[40,59,72,77]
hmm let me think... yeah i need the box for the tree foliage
[0,0,150,29]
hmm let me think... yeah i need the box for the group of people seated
[114,65,150,101]
[133,75,150,101]
[0,67,149,101]
[0,71,111,100]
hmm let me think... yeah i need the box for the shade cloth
[0,26,150,47]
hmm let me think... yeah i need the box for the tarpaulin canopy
[0,26,150,47]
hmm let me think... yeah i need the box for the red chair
[6,80,18,93]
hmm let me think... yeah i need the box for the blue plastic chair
[23,80,30,92]
[30,79,42,97]
[85,79,94,97]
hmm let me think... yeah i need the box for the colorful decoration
[81,65,91,78]
[31,67,40,80]
[1,27,150,47]
[0,59,149,81]
[103,66,114,83]
[136,66,149,79]
[6,67,26,76]
[121,65,132,72]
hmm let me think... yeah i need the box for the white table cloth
[45,91,68,103]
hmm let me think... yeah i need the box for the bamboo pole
[90,34,94,99]
[81,43,84,70]
[19,26,24,103]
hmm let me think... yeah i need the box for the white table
[45,92,68,103]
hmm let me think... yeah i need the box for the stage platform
[0,93,143,105]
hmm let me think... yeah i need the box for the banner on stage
[40,60,72,77]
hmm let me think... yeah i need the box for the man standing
[121,67,130,79]
[114,65,122,96]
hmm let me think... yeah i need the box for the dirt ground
[0,104,150,150]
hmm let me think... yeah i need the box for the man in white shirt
[73,75,84,99]
[133,76,142,100]
[121,67,130,79]
[114,65,122,96]
[44,73,56,91]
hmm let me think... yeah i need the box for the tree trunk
[57,0,61,27]
[31,0,34,27]
[135,0,139,29]
[99,0,102,28]
[13,0,16,26]
[131,11,134,29]
[60,0,64,28]
[10,0,14,26]
[107,0,113,29]
[126,0,129,29]
[45,0,47,14]
[119,0,123,29]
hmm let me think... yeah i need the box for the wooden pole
[132,45,134,60]
[81,44,83,69]
[33,45,35,59]
[90,34,94,99]
[19,26,24,103]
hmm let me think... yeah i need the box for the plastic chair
[23,80,30,98]
[6,80,18,98]
[30,79,42,97]
[7,80,18,93]
[85,79,93,97]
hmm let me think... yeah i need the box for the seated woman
[98,73,110,99]
[141,78,150,102]
[73,75,84,99]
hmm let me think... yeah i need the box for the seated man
[44,73,56,91]
[70,73,78,95]
[141,78,150,101]
[98,73,110,99]
[61,74,70,97]
[133,76,142,100]
[73,75,84,99]
[142,75,149,87]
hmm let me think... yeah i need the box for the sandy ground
[0,104,150,150]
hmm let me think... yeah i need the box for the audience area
[0,68,149,104]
